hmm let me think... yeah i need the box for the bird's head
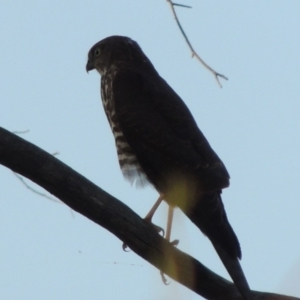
[86,35,151,75]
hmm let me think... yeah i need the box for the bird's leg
[144,194,164,221]
[165,205,179,246]
[122,194,165,252]
[165,205,174,242]
[144,194,165,236]
[160,205,179,285]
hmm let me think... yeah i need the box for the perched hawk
[86,36,251,300]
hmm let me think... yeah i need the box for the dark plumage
[86,35,251,300]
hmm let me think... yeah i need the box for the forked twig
[172,2,192,8]
[166,0,228,87]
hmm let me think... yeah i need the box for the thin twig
[166,0,228,87]
[13,172,60,203]
[172,3,192,9]
[13,129,30,134]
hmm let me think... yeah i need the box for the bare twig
[166,0,228,87]
[13,129,30,134]
[172,2,192,9]
[13,172,60,203]
[11,129,59,202]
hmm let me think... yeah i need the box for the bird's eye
[94,48,101,56]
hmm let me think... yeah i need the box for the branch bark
[0,127,297,300]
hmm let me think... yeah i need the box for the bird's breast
[101,72,148,186]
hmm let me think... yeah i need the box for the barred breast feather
[101,70,147,186]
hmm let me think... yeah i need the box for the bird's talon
[160,270,170,285]
[152,224,165,237]
[144,219,165,237]
[122,242,130,252]
[170,239,179,247]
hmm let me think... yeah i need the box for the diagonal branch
[0,127,297,300]
[166,0,228,87]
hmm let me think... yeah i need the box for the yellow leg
[165,205,174,242]
[165,205,179,246]
[124,194,165,251]
[160,205,179,285]
[144,194,164,222]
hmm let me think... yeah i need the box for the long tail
[181,191,252,300]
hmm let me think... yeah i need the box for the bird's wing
[112,69,229,188]
[112,69,252,299]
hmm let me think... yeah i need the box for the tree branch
[166,0,228,87]
[0,127,297,300]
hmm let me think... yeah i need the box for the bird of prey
[86,35,252,300]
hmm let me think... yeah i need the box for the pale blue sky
[1,1,300,299]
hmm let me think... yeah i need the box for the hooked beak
[86,60,94,73]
